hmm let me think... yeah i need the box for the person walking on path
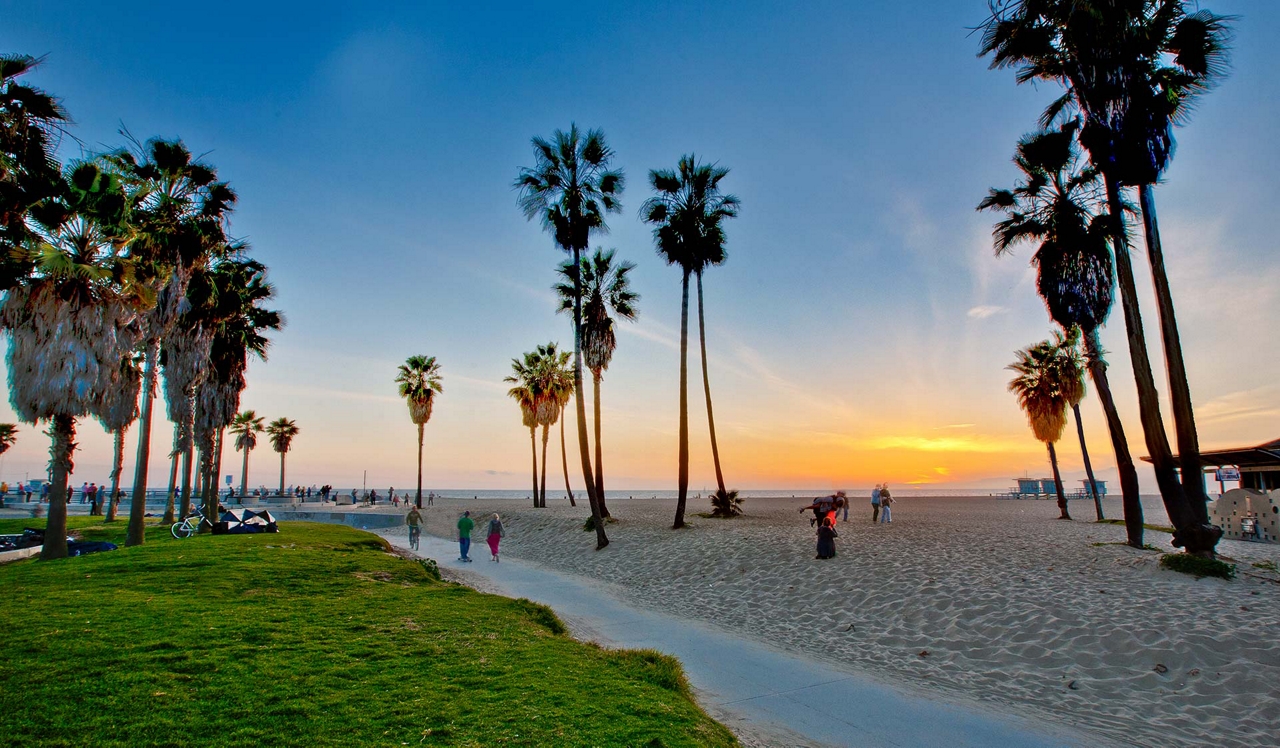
[879,486,893,524]
[457,510,474,562]
[405,505,423,550]
[816,516,839,559]
[486,513,505,562]
[871,485,882,523]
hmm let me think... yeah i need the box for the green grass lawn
[0,518,737,747]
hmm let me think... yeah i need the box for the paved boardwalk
[383,531,1096,748]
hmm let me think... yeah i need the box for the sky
[1,1,1278,494]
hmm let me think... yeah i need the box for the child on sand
[816,516,838,559]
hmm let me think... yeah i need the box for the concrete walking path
[382,531,1095,748]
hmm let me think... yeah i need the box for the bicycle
[171,508,214,539]
[408,525,421,551]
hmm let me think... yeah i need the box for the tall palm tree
[0,160,141,559]
[546,347,577,506]
[641,155,740,529]
[230,410,264,498]
[555,248,639,517]
[97,353,141,521]
[193,258,281,524]
[506,348,549,508]
[395,355,442,509]
[1008,339,1072,521]
[515,124,622,549]
[266,417,299,495]
[980,0,1225,556]
[109,138,236,547]
[0,54,67,290]
[979,123,1142,543]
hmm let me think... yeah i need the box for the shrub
[709,488,744,518]
[1159,553,1236,580]
[417,558,441,581]
[513,598,567,635]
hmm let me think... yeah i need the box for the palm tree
[0,424,16,454]
[1054,327,1104,521]
[395,355,442,509]
[554,249,639,517]
[515,124,623,550]
[979,123,1142,543]
[506,348,550,508]
[980,0,1226,556]
[109,138,236,547]
[641,155,740,529]
[0,54,67,290]
[97,354,141,521]
[266,417,299,496]
[193,257,281,523]
[1008,339,1072,520]
[0,160,141,559]
[230,410,264,499]
[546,348,576,506]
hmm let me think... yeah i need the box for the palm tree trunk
[106,428,126,522]
[1047,441,1070,520]
[1072,403,1103,521]
[180,446,193,519]
[540,424,550,507]
[674,269,691,530]
[41,414,75,560]
[572,244,607,548]
[1137,184,1212,525]
[1105,178,1206,553]
[1084,329,1144,547]
[416,422,424,509]
[240,445,250,501]
[560,407,575,507]
[279,450,286,496]
[529,426,539,507]
[162,438,179,524]
[213,427,225,510]
[592,371,610,518]
[126,341,159,547]
[697,269,727,495]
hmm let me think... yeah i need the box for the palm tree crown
[641,155,739,273]
[267,417,299,454]
[230,410,264,453]
[1008,340,1069,445]
[515,125,624,254]
[554,248,639,376]
[396,355,443,425]
[0,424,17,455]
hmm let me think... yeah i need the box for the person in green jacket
[457,511,474,562]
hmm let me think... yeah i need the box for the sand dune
[399,495,1280,748]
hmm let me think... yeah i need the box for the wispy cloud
[1197,385,1280,425]
[967,305,1007,320]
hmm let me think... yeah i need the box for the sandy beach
[390,494,1280,748]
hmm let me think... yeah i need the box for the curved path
[382,530,1097,748]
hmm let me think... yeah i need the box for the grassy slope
[0,518,736,748]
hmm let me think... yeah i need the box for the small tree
[1008,339,1072,520]
[229,410,264,499]
[266,417,299,495]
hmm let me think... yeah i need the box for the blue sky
[2,1,1278,493]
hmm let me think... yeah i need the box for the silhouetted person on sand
[816,516,838,559]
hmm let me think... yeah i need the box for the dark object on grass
[214,508,280,535]
[709,488,743,518]
[0,528,45,551]
[1159,553,1235,580]
[67,541,117,557]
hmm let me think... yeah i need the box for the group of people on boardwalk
[801,485,896,560]
[402,505,505,563]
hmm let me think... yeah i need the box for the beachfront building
[1145,438,1280,543]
